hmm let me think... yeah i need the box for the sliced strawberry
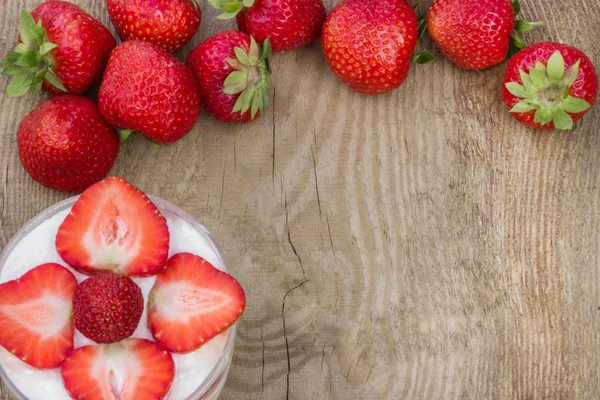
[61,338,175,400]
[0,263,77,369]
[147,252,246,353]
[55,176,169,276]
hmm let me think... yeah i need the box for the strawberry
[208,0,326,53]
[107,0,201,53]
[427,0,536,70]
[73,274,144,343]
[321,0,424,95]
[61,338,175,400]
[17,95,120,193]
[55,176,170,277]
[187,31,272,123]
[0,263,77,369]
[98,40,201,144]
[1,1,116,96]
[502,42,598,130]
[147,252,246,353]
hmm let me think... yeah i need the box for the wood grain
[1,0,600,399]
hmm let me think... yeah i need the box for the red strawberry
[187,31,272,123]
[0,263,77,369]
[61,338,175,400]
[147,252,246,353]
[98,40,201,144]
[502,42,598,130]
[17,95,120,193]
[1,1,116,96]
[107,0,201,53]
[73,274,144,343]
[427,0,536,70]
[322,0,423,95]
[55,176,170,277]
[208,0,326,53]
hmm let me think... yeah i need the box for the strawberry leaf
[18,11,41,48]
[39,42,58,56]
[411,51,434,64]
[119,129,134,141]
[15,51,41,69]
[248,36,259,61]
[505,82,528,98]
[510,100,537,113]
[6,73,34,97]
[223,71,248,94]
[562,60,580,87]
[551,108,573,130]
[534,108,552,125]
[547,51,565,84]
[528,68,546,90]
[512,0,521,16]
[234,47,251,67]
[562,96,591,114]
[514,20,534,32]
[519,70,536,93]
[44,68,67,92]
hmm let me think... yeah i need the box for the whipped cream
[0,205,229,400]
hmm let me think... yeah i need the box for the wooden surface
[1,0,600,399]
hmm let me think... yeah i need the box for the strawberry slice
[0,263,77,369]
[147,252,246,353]
[61,338,175,400]
[55,176,169,276]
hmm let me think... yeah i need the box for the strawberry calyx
[119,129,164,148]
[411,9,434,65]
[223,36,272,119]
[208,0,254,19]
[1,11,67,96]
[507,0,543,58]
[505,51,591,130]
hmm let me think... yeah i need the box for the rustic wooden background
[1,0,600,398]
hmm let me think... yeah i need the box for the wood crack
[285,192,305,276]
[311,145,322,217]
[272,87,276,188]
[282,279,309,400]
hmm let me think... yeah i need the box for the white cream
[0,207,229,400]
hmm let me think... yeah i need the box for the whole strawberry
[73,273,144,344]
[1,1,116,96]
[98,40,201,144]
[17,96,120,193]
[187,31,272,123]
[107,0,201,53]
[427,0,535,70]
[502,42,598,130]
[208,0,326,53]
[322,0,419,95]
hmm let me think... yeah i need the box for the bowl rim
[0,194,237,400]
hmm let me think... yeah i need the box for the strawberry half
[0,263,77,369]
[61,338,175,400]
[55,176,169,276]
[147,252,246,353]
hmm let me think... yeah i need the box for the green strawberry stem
[119,128,163,148]
[208,0,254,19]
[411,10,433,64]
[224,37,272,118]
[1,11,66,97]
[411,51,434,64]
[507,0,543,59]
[505,50,591,130]
[119,129,134,141]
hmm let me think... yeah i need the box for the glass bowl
[0,195,237,400]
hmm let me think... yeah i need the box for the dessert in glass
[0,177,245,400]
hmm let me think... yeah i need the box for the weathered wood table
[1,0,600,398]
